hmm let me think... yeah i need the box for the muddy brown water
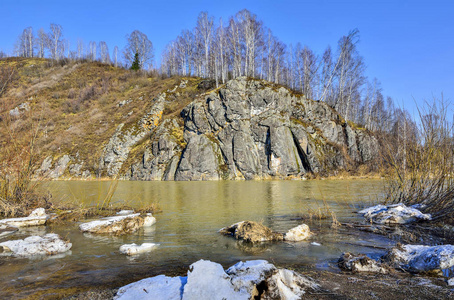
[0,179,396,299]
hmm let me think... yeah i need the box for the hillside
[0,58,379,180]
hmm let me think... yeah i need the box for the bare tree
[36,28,47,58]
[88,41,97,61]
[15,27,34,57]
[48,23,63,60]
[98,41,110,64]
[195,12,214,77]
[124,30,154,70]
[113,46,119,67]
[77,39,84,60]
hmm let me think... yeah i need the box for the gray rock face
[59,77,379,180]
[99,95,165,177]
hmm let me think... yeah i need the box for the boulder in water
[79,212,156,235]
[284,224,311,241]
[219,221,284,243]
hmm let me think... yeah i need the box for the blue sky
[1,0,453,113]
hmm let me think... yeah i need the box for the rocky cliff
[87,77,378,181]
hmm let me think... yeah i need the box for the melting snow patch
[226,260,276,295]
[447,277,454,286]
[358,203,431,224]
[114,259,319,300]
[388,244,454,273]
[114,275,186,300]
[182,259,250,300]
[0,233,71,257]
[119,243,159,255]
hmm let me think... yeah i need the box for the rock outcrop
[44,77,379,180]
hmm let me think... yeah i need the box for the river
[0,179,395,298]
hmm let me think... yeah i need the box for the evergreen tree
[130,52,140,70]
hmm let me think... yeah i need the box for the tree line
[3,10,436,137]
[161,10,408,133]
[11,24,154,70]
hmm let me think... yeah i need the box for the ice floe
[79,212,156,234]
[119,243,159,255]
[0,208,49,227]
[358,203,431,224]
[0,233,71,257]
[387,244,454,273]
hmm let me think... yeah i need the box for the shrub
[383,97,454,224]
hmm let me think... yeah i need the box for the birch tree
[113,46,119,67]
[195,12,214,77]
[48,24,63,60]
[98,41,110,63]
[124,30,154,70]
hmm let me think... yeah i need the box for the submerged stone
[219,221,284,243]
[386,244,454,273]
[79,212,156,235]
[358,203,431,224]
[0,208,49,227]
[119,243,159,255]
[0,233,71,257]
[338,252,388,274]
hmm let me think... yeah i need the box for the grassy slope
[0,57,203,176]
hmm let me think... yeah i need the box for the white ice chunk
[358,203,431,224]
[267,269,319,300]
[0,208,48,227]
[114,275,186,300]
[389,244,454,272]
[119,243,159,255]
[79,213,140,232]
[116,210,135,215]
[0,233,72,257]
[183,259,250,300]
[226,260,276,295]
